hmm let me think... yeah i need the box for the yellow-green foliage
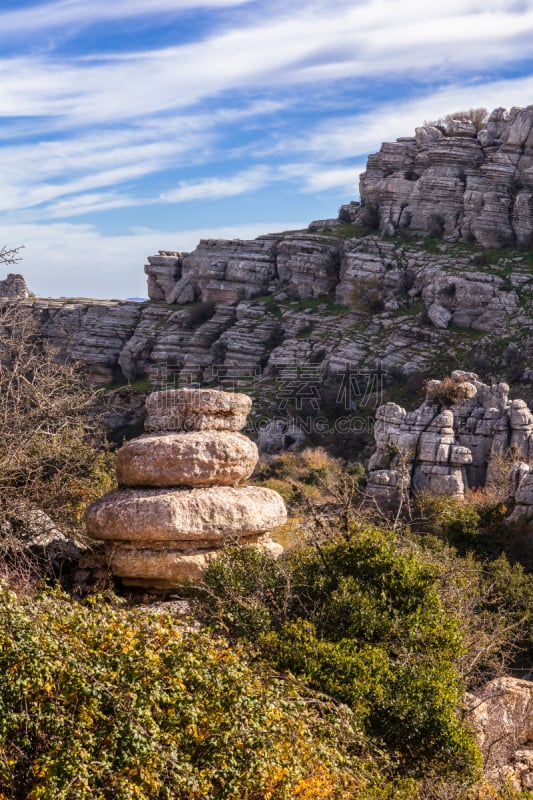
[256,447,359,508]
[195,526,482,781]
[416,490,508,552]
[0,585,418,800]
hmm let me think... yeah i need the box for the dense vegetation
[193,529,480,780]
[1,587,398,800]
[1,274,533,799]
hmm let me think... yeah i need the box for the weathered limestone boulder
[467,677,533,790]
[86,485,287,542]
[358,105,533,249]
[144,252,182,302]
[0,273,29,300]
[144,388,252,432]
[427,302,452,330]
[85,389,287,589]
[116,431,258,487]
[107,536,283,588]
[367,371,533,508]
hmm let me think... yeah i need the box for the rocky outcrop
[509,463,533,527]
[85,388,286,589]
[145,234,343,306]
[165,237,279,305]
[144,387,252,432]
[468,676,533,791]
[359,105,533,249]
[20,222,533,398]
[144,252,181,303]
[367,371,533,507]
[0,273,29,300]
[5,105,533,441]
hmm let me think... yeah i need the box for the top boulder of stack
[145,388,252,432]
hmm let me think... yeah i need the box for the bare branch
[0,245,24,266]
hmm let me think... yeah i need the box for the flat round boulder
[116,431,258,488]
[108,536,284,588]
[86,485,287,542]
[144,388,252,432]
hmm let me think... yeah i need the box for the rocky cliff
[18,230,533,403]
[359,105,533,248]
[4,105,533,449]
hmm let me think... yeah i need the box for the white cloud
[3,1,533,128]
[280,163,363,194]
[160,167,273,202]
[297,74,533,163]
[4,0,533,300]
[0,0,251,37]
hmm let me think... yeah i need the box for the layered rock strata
[367,371,533,507]
[14,214,533,390]
[85,389,287,589]
[358,105,533,248]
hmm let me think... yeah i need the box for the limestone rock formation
[144,252,181,303]
[116,431,258,487]
[367,371,533,507]
[17,214,533,399]
[467,676,533,790]
[85,389,287,589]
[0,273,29,300]
[144,387,252,432]
[358,105,533,249]
[508,463,533,527]
[7,104,533,441]
[144,234,343,305]
[86,485,286,542]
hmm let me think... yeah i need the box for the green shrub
[194,527,482,781]
[0,584,417,800]
[415,491,509,556]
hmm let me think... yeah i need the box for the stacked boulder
[86,388,287,590]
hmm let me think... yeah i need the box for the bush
[255,448,347,508]
[415,490,508,556]
[0,584,419,800]
[349,275,385,314]
[424,375,473,407]
[424,108,488,132]
[0,304,116,538]
[194,526,482,781]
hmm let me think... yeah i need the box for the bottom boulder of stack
[107,536,284,589]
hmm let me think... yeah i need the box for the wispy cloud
[299,74,533,163]
[4,1,533,126]
[160,167,273,202]
[0,0,251,38]
[4,0,533,297]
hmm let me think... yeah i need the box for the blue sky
[3,0,533,298]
